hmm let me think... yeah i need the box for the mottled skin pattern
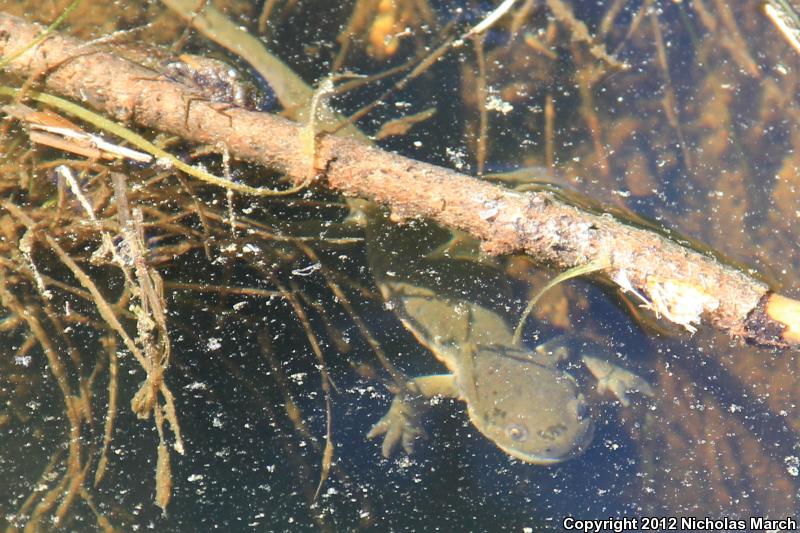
[368,281,653,463]
[160,54,256,108]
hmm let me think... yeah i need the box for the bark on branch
[0,12,798,348]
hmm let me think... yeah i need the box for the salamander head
[463,345,594,464]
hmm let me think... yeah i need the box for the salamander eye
[506,424,529,442]
[576,401,590,421]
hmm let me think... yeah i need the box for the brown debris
[763,293,800,345]
[641,353,797,516]
[373,106,436,140]
[0,12,797,348]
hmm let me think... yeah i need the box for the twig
[0,12,798,348]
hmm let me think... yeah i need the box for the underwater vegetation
[0,0,798,529]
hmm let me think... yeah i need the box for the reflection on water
[0,0,799,530]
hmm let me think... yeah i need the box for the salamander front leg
[367,374,458,457]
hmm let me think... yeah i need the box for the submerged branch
[0,12,797,348]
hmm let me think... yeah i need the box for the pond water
[0,0,799,531]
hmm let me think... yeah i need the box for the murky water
[0,0,799,530]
